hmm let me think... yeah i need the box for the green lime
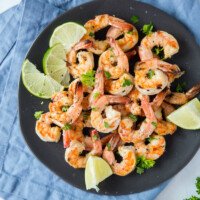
[22,59,64,99]
[167,98,200,130]
[49,22,87,52]
[43,43,70,87]
[85,155,113,191]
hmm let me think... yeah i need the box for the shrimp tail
[186,82,200,100]
[74,40,93,51]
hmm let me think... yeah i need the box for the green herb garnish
[148,70,154,79]
[136,155,155,174]
[184,177,200,200]
[83,114,89,121]
[106,143,111,150]
[147,137,157,142]
[93,134,98,140]
[176,81,187,92]
[89,32,94,37]
[104,71,112,78]
[127,31,133,35]
[63,124,72,130]
[41,101,44,105]
[81,69,96,86]
[122,78,133,87]
[129,113,138,122]
[104,121,110,128]
[62,106,69,112]
[131,16,139,24]
[110,47,113,51]
[34,111,44,120]
[92,107,98,111]
[93,92,100,99]
[142,21,153,35]
[152,122,157,128]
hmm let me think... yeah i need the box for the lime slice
[49,22,87,52]
[85,155,113,191]
[22,59,64,99]
[167,98,200,130]
[43,43,70,87]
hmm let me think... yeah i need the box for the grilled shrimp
[35,112,61,142]
[103,133,136,176]
[83,14,133,55]
[65,130,102,168]
[135,58,181,95]
[165,82,200,104]
[50,81,83,126]
[89,65,104,107]
[67,40,94,78]
[118,95,157,143]
[106,24,138,52]
[105,73,134,96]
[62,112,91,148]
[135,133,166,160]
[99,37,129,79]
[139,31,179,61]
[91,95,130,133]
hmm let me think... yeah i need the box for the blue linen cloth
[0,0,199,199]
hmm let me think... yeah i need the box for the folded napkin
[0,0,199,200]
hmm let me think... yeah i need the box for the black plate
[18,0,200,195]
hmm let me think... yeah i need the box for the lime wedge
[85,155,113,191]
[43,43,70,87]
[167,98,200,130]
[49,22,87,52]
[22,59,64,99]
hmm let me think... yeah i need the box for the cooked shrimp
[106,24,138,52]
[112,104,130,117]
[35,112,61,142]
[50,81,83,125]
[103,133,136,176]
[119,95,157,143]
[89,65,104,107]
[125,87,148,116]
[154,102,177,135]
[135,133,166,160]
[65,129,102,168]
[91,95,130,133]
[69,78,93,110]
[105,73,134,96]
[135,58,181,95]
[165,82,200,104]
[83,14,133,55]
[139,30,179,61]
[99,37,129,79]
[67,40,94,78]
[62,112,91,148]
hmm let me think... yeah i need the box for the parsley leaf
[142,21,153,35]
[92,107,98,111]
[148,70,154,79]
[152,122,157,128]
[122,78,133,87]
[89,32,94,37]
[106,143,111,150]
[131,16,139,24]
[196,177,200,195]
[110,47,113,51]
[93,92,100,99]
[104,71,112,78]
[62,106,69,112]
[147,137,157,142]
[93,134,98,140]
[34,111,44,120]
[136,155,155,174]
[136,166,144,175]
[104,121,110,128]
[176,81,187,92]
[83,114,89,121]
[127,31,133,35]
[63,124,72,130]
[129,113,138,122]
[81,69,96,86]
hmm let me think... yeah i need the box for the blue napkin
[0,0,199,199]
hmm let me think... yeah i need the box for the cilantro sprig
[34,111,44,120]
[176,81,187,92]
[122,78,133,87]
[81,70,96,86]
[184,177,200,200]
[142,21,153,36]
[136,155,155,174]
[131,16,139,24]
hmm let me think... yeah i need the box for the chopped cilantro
[131,16,139,24]
[34,111,44,120]
[142,21,153,35]
[81,69,96,86]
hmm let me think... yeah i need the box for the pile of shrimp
[36,14,200,176]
